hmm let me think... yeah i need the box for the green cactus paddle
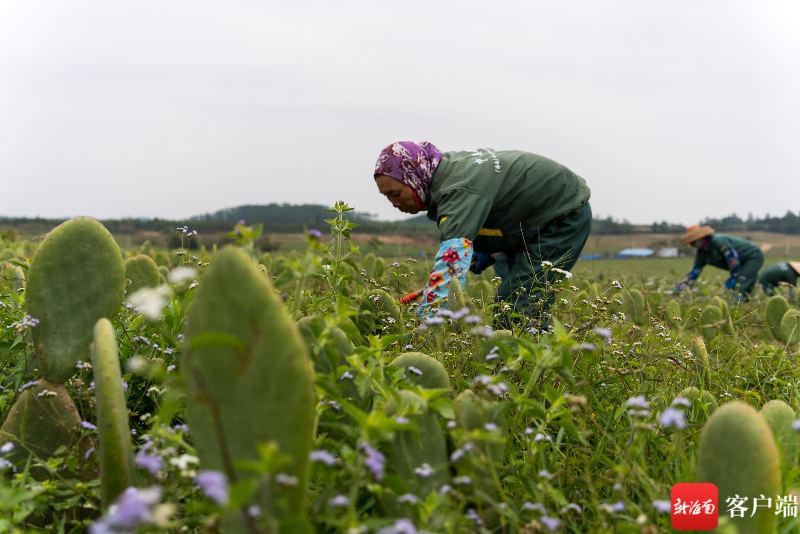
[182,247,315,524]
[27,218,125,384]
[696,401,781,534]
[91,318,136,506]
[766,295,789,342]
[125,254,161,295]
[390,352,450,390]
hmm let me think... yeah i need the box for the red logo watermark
[671,483,718,530]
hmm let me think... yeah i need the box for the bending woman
[373,141,591,320]
[675,225,764,299]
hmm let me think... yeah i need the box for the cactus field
[2,203,800,534]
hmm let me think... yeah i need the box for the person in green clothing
[674,225,765,298]
[758,261,800,295]
[373,141,592,321]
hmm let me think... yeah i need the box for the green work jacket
[695,234,762,270]
[425,149,591,253]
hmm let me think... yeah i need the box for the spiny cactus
[665,299,681,326]
[699,305,722,341]
[469,280,494,304]
[125,254,161,295]
[389,352,450,390]
[691,337,711,388]
[711,296,734,333]
[679,386,716,422]
[296,315,354,376]
[766,295,789,342]
[357,289,400,334]
[447,277,469,311]
[381,391,450,510]
[781,309,800,346]
[0,381,98,481]
[91,318,136,506]
[760,400,797,459]
[27,217,125,384]
[140,240,153,257]
[474,329,514,363]
[453,391,507,498]
[696,401,781,534]
[181,247,315,525]
[683,305,700,327]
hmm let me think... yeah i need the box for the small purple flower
[81,421,97,430]
[1,442,14,453]
[329,495,349,507]
[90,486,162,532]
[308,229,323,239]
[465,508,483,526]
[407,366,423,376]
[18,380,39,392]
[84,447,95,460]
[660,407,687,429]
[593,327,612,339]
[360,442,385,481]
[237,220,245,225]
[540,516,560,532]
[135,442,163,476]
[309,450,336,466]
[653,499,671,513]
[196,470,229,506]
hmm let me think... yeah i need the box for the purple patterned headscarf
[373,141,443,207]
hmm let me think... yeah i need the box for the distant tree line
[700,211,800,235]
[2,207,798,239]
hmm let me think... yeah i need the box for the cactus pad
[765,295,789,341]
[382,391,450,505]
[357,289,400,334]
[695,401,780,534]
[27,217,125,383]
[699,305,723,341]
[389,352,450,390]
[781,309,800,346]
[447,277,469,311]
[125,254,161,295]
[91,318,136,506]
[296,315,354,375]
[469,280,494,304]
[182,247,315,521]
[665,299,681,325]
[0,381,98,481]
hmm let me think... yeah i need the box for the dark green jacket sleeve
[435,188,493,242]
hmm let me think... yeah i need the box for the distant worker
[758,261,799,295]
[374,141,591,319]
[675,225,764,299]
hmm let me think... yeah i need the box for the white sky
[1,0,798,225]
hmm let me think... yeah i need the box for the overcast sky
[1,0,798,225]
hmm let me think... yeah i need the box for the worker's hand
[470,252,496,274]
[724,277,737,290]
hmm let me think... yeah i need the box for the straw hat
[680,225,715,246]
[789,261,800,275]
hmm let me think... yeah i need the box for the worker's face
[375,175,420,214]
[691,239,703,250]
